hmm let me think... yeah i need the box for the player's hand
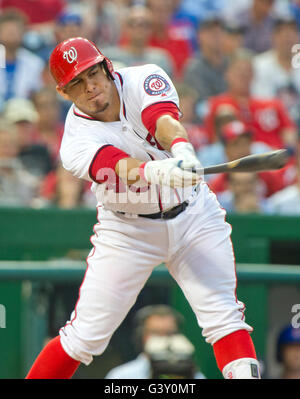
[170,141,203,174]
[140,158,201,188]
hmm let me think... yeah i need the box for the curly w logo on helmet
[63,47,78,64]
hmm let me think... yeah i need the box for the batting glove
[170,138,203,174]
[139,158,201,188]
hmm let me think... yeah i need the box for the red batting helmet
[49,37,114,88]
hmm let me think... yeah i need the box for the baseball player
[26,37,260,379]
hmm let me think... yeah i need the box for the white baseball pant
[59,182,252,365]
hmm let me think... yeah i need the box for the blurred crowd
[1,0,300,214]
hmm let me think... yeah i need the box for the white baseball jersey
[60,64,196,215]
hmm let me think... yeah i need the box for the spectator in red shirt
[0,0,65,27]
[207,120,288,199]
[204,50,298,152]
[146,0,192,79]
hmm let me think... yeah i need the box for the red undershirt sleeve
[88,144,130,183]
[141,102,180,137]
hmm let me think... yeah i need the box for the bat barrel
[202,149,289,175]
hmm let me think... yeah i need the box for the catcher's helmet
[276,324,300,362]
[49,37,114,88]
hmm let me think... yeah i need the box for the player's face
[58,63,119,121]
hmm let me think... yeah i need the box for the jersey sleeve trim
[88,144,112,181]
[88,145,130,183]
[141,101,181,137]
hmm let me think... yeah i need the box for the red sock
[25,336,80,379]
[213,329,257,372]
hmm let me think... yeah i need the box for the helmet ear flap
[101,58,114,80]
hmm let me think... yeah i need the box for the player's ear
[56,85,71,101]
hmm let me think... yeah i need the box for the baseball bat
[200,149,289,175]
